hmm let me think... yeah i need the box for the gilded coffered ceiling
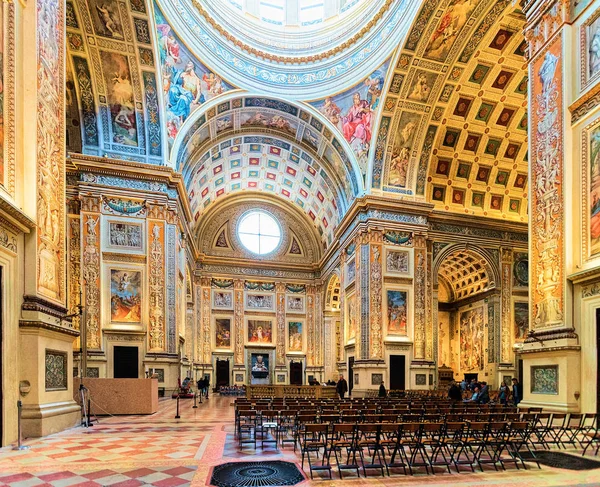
[374,0,528,222]
[438,249,492,302]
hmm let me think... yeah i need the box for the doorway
[348,356,354,396]
[216,359,230,388]
[113,346,139,378]
[464,373,478,383]
[389,355,406,390]
[290,361,302,385]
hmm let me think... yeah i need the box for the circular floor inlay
[210,461,304,487]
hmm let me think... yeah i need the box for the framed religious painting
[581,6,600,90]
[245,292,275,312]
[105,265,144,326]
[247,318,273,345]
[214,316,232,350]
[345,293,357,343]
[513,300,529,342]
[212,289,233,310]
[287,319,304,353]
[286,294,305,314]
[385,289,409,336]
[581,115,600,260]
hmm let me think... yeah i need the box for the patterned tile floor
[0,396,598,486]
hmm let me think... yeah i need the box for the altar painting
[288,321,303,352]
[589,122,600,255]
[248,319,272,344]
[110,269,142,323]
[215,318,231,349]
[386,290,407,335]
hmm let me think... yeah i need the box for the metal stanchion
[13,401,29,451]
[193,392,198,409]
[175,394,181,419]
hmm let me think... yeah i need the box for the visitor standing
[378,381,387,398]
[448,381,462,401]
[336,374,348,399]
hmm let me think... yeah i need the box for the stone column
[275,282,287,381]
[194,277,202,364]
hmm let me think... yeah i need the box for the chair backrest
[358,423,381,434]
[305,423,328,433]
[510,421,529,431]
[583,413,598,429]
[333,423,356,434]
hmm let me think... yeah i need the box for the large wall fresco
[37,0,66,303]
[459,306,484,372]
[66,0,164,164]
[153,3,233,145]
[310,60,390,179]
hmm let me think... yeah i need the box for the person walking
[336,374,348,399]
[499,381,509,405]
[512,378,522,405]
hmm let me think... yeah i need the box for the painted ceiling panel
[65,0,165,165]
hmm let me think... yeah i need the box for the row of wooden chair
[297,421,542,479]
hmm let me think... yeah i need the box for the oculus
[237,210,282,255]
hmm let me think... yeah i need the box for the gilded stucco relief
[37,0,66,304]
[530,38,564,328]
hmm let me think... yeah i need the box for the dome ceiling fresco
[64,0,530,231]
[154,0,420,98]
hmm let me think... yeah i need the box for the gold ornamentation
[234,279,244,365]
[148,222,165,350]
[501,249,513,362]
[82,214,100,349]
[276,282,286,366]
[68,217,81,331]
[370,243,383,359]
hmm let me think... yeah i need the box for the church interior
[0,0,600,484]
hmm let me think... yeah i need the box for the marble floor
[0,396,599,487]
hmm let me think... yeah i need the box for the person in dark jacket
[336,375,348,399]
[448,381,462,401]
[378,382,387,397]
[477,382,490,404]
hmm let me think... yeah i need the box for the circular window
[238,211,282,255]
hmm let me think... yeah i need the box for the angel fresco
[154,7,229,142]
